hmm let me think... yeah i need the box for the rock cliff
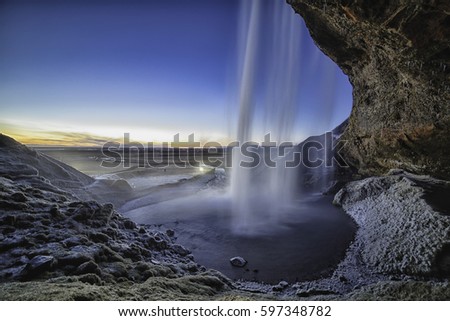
[288,0,450,179]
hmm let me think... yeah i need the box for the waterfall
[230,0,303,235]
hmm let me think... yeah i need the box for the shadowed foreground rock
[289,0,450,179]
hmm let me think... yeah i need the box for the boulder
[172,244,191,257]
[21,255,56,279]
[76,261,101,276]
[230,256,247,268]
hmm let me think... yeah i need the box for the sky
[0,0,352,146]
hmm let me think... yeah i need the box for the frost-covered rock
[334,171,450,275]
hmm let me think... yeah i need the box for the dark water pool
[125,191,357,284]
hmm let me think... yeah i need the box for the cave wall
[288,0,450,179]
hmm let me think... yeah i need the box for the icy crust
[333,170,450,275]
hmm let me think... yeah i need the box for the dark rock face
[288,0,450,179]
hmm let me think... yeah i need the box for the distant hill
[0,133,94,191]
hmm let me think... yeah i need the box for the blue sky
[0,0,352,146]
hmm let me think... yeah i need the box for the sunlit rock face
[289,0,450,179]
